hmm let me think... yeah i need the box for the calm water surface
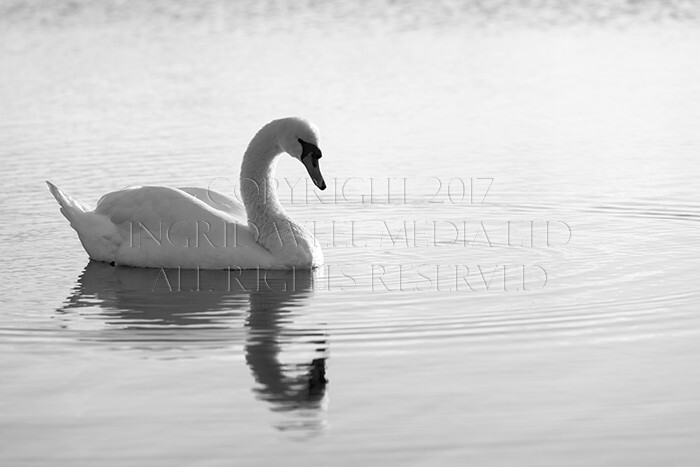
[1,1,700,465]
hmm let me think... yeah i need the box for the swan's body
[47,117,327,269]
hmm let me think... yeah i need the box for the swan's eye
[298,138,322,161]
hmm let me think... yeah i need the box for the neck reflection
[246,270,329,436]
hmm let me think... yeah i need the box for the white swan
[47,117,327,269]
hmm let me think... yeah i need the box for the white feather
[47,117,325,269]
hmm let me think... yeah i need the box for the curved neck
[239,123,294,248]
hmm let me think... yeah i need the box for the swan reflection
[58,261,329,435]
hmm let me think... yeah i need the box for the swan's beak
[302,156,326,190]
[298,139,326,190]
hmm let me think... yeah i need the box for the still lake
[1,1,700,465]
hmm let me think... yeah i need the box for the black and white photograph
[1,0,699,465]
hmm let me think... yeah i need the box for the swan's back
[48,183,275,269]
[177,187,247,223]
[94,186,272,268]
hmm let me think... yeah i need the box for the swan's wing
[95,185,239,227]
[177,186,247,223]
[95,186,273,268]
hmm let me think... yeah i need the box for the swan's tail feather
[46,181,120,262]
[46,181,92,223]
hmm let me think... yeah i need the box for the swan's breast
[256,219,323,268]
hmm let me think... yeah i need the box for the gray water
[2,1,700,465]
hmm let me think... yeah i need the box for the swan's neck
[240,124,296,253]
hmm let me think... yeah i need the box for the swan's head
[277,117,326,191]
